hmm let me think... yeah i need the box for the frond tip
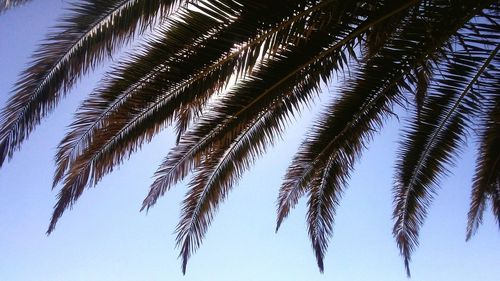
[0,0,184,168]
[393,34,499,277]
[0,0,499,276]
[466,55,500,239]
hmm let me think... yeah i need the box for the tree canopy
[0,0,498,275]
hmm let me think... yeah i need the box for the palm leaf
[1,0,497,275]
[52,1,236,187]
[306,152,350,272]
[467,89,500,239]
[48,0,340,232]
[466,53,500,239]
[276,0,422,230]
[278,1,496,272]
[53,0,331,188]
[143,1,369,211]
[394,20,499,275]
[174,41,339,271]
[0,0,185,168]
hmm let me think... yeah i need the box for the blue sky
[0,1,498,280]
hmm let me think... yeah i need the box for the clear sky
[0,1,498,281]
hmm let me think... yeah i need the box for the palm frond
[393,17,499,275]
[1,0,497,275]
[278,1,495,273]
[276,0,422,231]
[53,0,331,187]
[414,64,432,122]
[48,0,340,232]
[143,32,341,210]
[176,104,291,273]
[138,0,366,210]
[467,56,500,239]
[364,0,408,58]
[306,152,350,272]
[0,0,185,168]
[53,1,236,187]
[174,41,337,271]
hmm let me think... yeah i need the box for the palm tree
[0,0,498,275]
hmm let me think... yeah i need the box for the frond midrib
[3,0,149,151]
[24,0,136,110]
[277,0,421,214]
[397,44,500,232]
[65,0,342,177]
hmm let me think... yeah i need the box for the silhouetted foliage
[1,0,498,275]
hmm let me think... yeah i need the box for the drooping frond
[0,0,185,168]
[278,1,495,272]
[276,0,424,231]
[393,7,499,274]
[174,35,342,270]
[176,95,300,273]
[53,0,239,187]
[48,0,255,232]
[1,0,498,275]
[140,0,366,210]
[306,152,350,272]
[49,0,343,232]
[53,0,319,186]
[54,0,332,188]
[466,55,500,239]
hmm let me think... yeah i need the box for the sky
[0,1,499,281]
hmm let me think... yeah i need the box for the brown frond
[306,151,351,272]
[1,0,498,275]
[0,0,185,168]
[394,13,499,274]
[467,57,500,239]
